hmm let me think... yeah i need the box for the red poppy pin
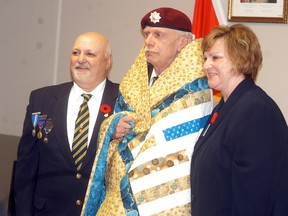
[100,104,112,117]
[211,112,218,124]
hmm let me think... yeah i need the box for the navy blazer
[14,80,119,216]
[191,78,288,216]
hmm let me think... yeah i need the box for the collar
[72,79,106,101]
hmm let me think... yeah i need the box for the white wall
[1,0,287,136]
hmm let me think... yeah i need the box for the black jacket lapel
[83,79,119,166]
[53,82,76,168]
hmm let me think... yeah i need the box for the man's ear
[178,36,190,52]
[106,54,113,71]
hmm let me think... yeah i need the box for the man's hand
[112,115,135,139]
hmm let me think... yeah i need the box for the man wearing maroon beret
[82,7,213,216]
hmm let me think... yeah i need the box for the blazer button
[76,200,82,206]
[76,173,82,179]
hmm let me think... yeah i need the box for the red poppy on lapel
[211,112,218,124]
[100,104,112,117]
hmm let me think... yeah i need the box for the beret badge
[149,11,161,24]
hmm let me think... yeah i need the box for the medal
[37,115,47,139]
[43,118,53,143]
[31,112,41,136]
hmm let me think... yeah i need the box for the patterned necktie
[72,93,92,170]
[151,76,158,86]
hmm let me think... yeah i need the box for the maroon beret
[141,7,192,32]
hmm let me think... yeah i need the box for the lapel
[194,78,254,152]
[53,82,76,168]
[147,63,153,83]
[194,99,224,151]
[83,80,119,167]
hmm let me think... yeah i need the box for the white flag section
[211,0,228,25]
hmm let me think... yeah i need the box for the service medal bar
[43,118,53,143]
[37,115,47,139]
[31,112,41,136]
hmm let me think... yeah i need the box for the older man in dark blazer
[14,32,119,216]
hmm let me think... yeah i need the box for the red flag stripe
[192,0,227,39]
[192,0,219,39]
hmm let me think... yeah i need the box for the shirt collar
[72,79,106,101]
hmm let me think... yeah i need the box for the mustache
[74,62,90,70]
[144,47,159,53]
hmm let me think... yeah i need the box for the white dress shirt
[67,79,106,150]
[149,69,159,87]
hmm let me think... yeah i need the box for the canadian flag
[192,0,227,104]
